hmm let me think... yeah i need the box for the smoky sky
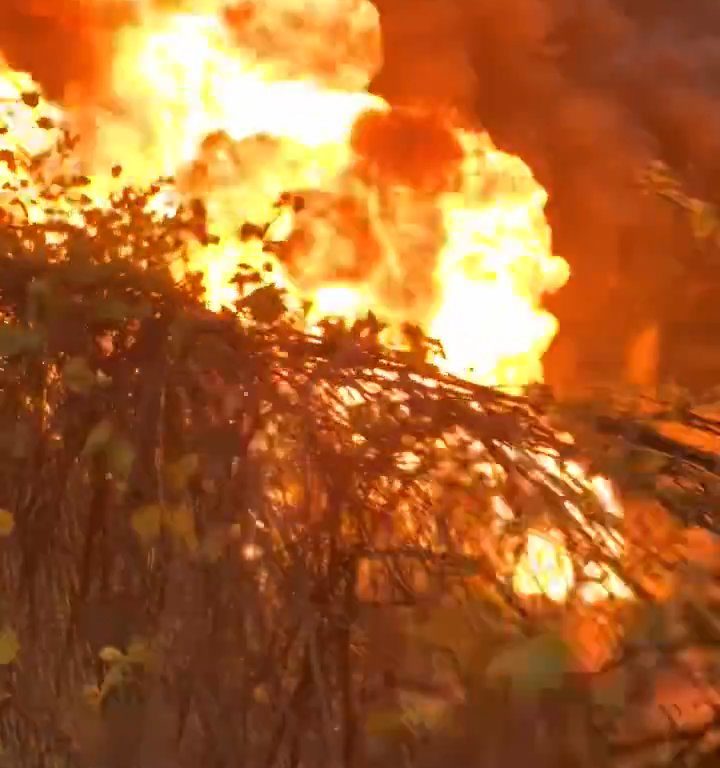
[372,0,720,384]
[3,0,720,384]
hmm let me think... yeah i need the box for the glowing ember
[0,0,628,605]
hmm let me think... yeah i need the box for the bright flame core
[0,0,627,604]
[80,0,571,389]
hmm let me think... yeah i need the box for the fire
[513,530,575,604]
[81,0,570,389]
[0,0,627,604]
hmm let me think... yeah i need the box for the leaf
[626,448,668,477]
[199,528,227,563]
[626,602,672,648]
[253,684,271,704]
[0,150,16,172]
[107,436,135,480]
[10,422,31,460]
[0,628,20,665]
[164,453,199,493]
[99,646,126,664]
[92,299,150,324]
[27,278,52,321]
[83,419,113,456]
[98,661,126,703]
[0,326,43,358]
[591,670,627,713]
[366,706,406,737]
[486,632,570,696]
[240,285,286,324]
[407,606,478,666]
[21,92,40,108]
[131,504,162,546]
[0,510,14,537]
[62,356,96,394]
[165,505,198,552]
[126,639,152,667]
[690,202,719,241]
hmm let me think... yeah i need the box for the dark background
[3,0,720,391]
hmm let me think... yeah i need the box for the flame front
[0,0,627,605]
[70,0,568,388]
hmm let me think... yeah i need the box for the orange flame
[77,0,570,388]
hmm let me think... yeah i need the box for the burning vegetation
[1,1,720,767]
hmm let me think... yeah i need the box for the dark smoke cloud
[372,0,720,388]
[0,0,132,101]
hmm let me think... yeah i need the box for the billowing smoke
[0,0,134,101]
[372,0,720,389]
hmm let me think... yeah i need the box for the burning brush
[0,59,634,609]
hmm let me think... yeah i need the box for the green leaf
[0,628,20,665]
[486,632,570,696]
[407,605,478,666]
[626,602,671,648]
[62,356,96,394]
[107,436,135,480]
[131,504,162,546]
[92,299,128,323]
[0,326,43,358]
[27,278,52,322]
[0,510,14,537]
[82,419,113,456]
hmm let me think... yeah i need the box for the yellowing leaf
[165,505,198,552]
[62,356,96,394]
[83,419,113,456]
[107,436,135,480]
[365,707,405,736]
[0,628,20,665]
[126,638,155,669]
[690,202,719,240]
[0,326,43,358]
[99,646,125,664]
[0,509,14,537]
[131,504,162,545]
[486,632,570,696]
[199,528,227,563]
[164,453,199,493]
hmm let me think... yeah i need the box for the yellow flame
[513,530,575,603]
[77,0,570,388]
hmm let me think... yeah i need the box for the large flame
[0,0,627,604]
[80,0,570,389]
